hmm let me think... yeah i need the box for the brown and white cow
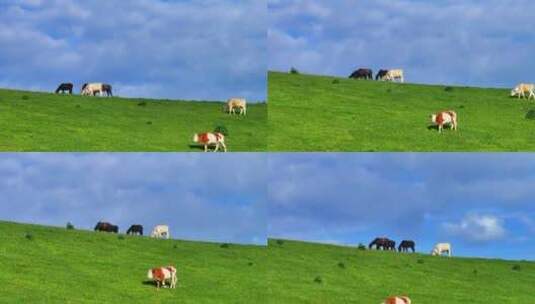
[430,110,457,133]
[510,83,535,100]
[192,132,227,152]
[381,296,411,304]
[227,98,247,115]
[147,266,177,289]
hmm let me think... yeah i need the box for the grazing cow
[431,243,452,257]
[369,237,395,250]
[386,239,396,251]
[384,69,404,82]
[381,296,411,304]
[349,68,373,80]
[81,83,113,97]
[151,225,170,239]
[192,132,227,152]
[94,221,118,233]
[55,83,73,94]
[510,83,535,100]
[126,224,143,236]
[102,84,113,97]
[227,98,247,115]
[430,110,457,133]
[376,69,389,80]
[398,240,415,253]
[147,266,177,289]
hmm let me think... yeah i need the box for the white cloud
[443,214,507,242]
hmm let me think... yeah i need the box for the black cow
[94,221,119,233]
[369,237,395,250]
[126,224,143,236]
[398,240,415,253]
[349,68,373,80]
[102,84,113,97]
[376,69,389,80]
[386,239,396,251]
[55,83,73,94]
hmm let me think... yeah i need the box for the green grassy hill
[267,239,535,303]
[268,71,535,151]
[0,89,266,151]
[0,221,266,303]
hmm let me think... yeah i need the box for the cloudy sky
[0,0,266,101]
[0,153,267,245]
[269,154,535,260]
[269,0,535,88]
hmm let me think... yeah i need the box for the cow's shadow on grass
[142,280,157,287]
[142,280,176,289]
[188,144,205,151]
[427,125,439,131]
[188,144,227,152]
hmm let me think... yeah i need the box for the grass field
[267,239,535,304]
[0,221,267,303]
[0,89,266,151]
[268,71,535,151]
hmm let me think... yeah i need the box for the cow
[381,296,411,304]
[349,68,373,80]
[384,69,404,82]
[398,240,415,253]
[126,224,143,236]
[147,266,177,289]
[151,225,170,239]
[227,98,247,115]
[81,83,113,97]
[430,110,457,133]
[376,69,389,80]
[431,243,452,257]
[192,132,227,152]
[369,237,395,250]
[386,239,396,251]
[55,83,73,94]
[94,221,118,233]
[510,83,535,100]
[102,84,113,97]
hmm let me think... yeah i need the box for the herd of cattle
[94,221,170,239]
[368,237,452,257]
[94,221,176,288]
[350,68,405,82]
[350,68,534,134]
[55,82,113,96]
[54,82,248,152]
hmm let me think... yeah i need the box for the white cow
[151,225,170,239]
[147,265,177,289]
[381,296,411,304]
[510,83,535,100]
[430,110,457,133]
[192,132,227,152]
[431,243,452,257]
[385,69,404,83]
[81,83,113,96]
[227,98,247,115]
[81,83,103,96]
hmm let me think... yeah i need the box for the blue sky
[269,0,535,88]
[269,154,535,261]
[0,0,266,101]
[0,153,267,245]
